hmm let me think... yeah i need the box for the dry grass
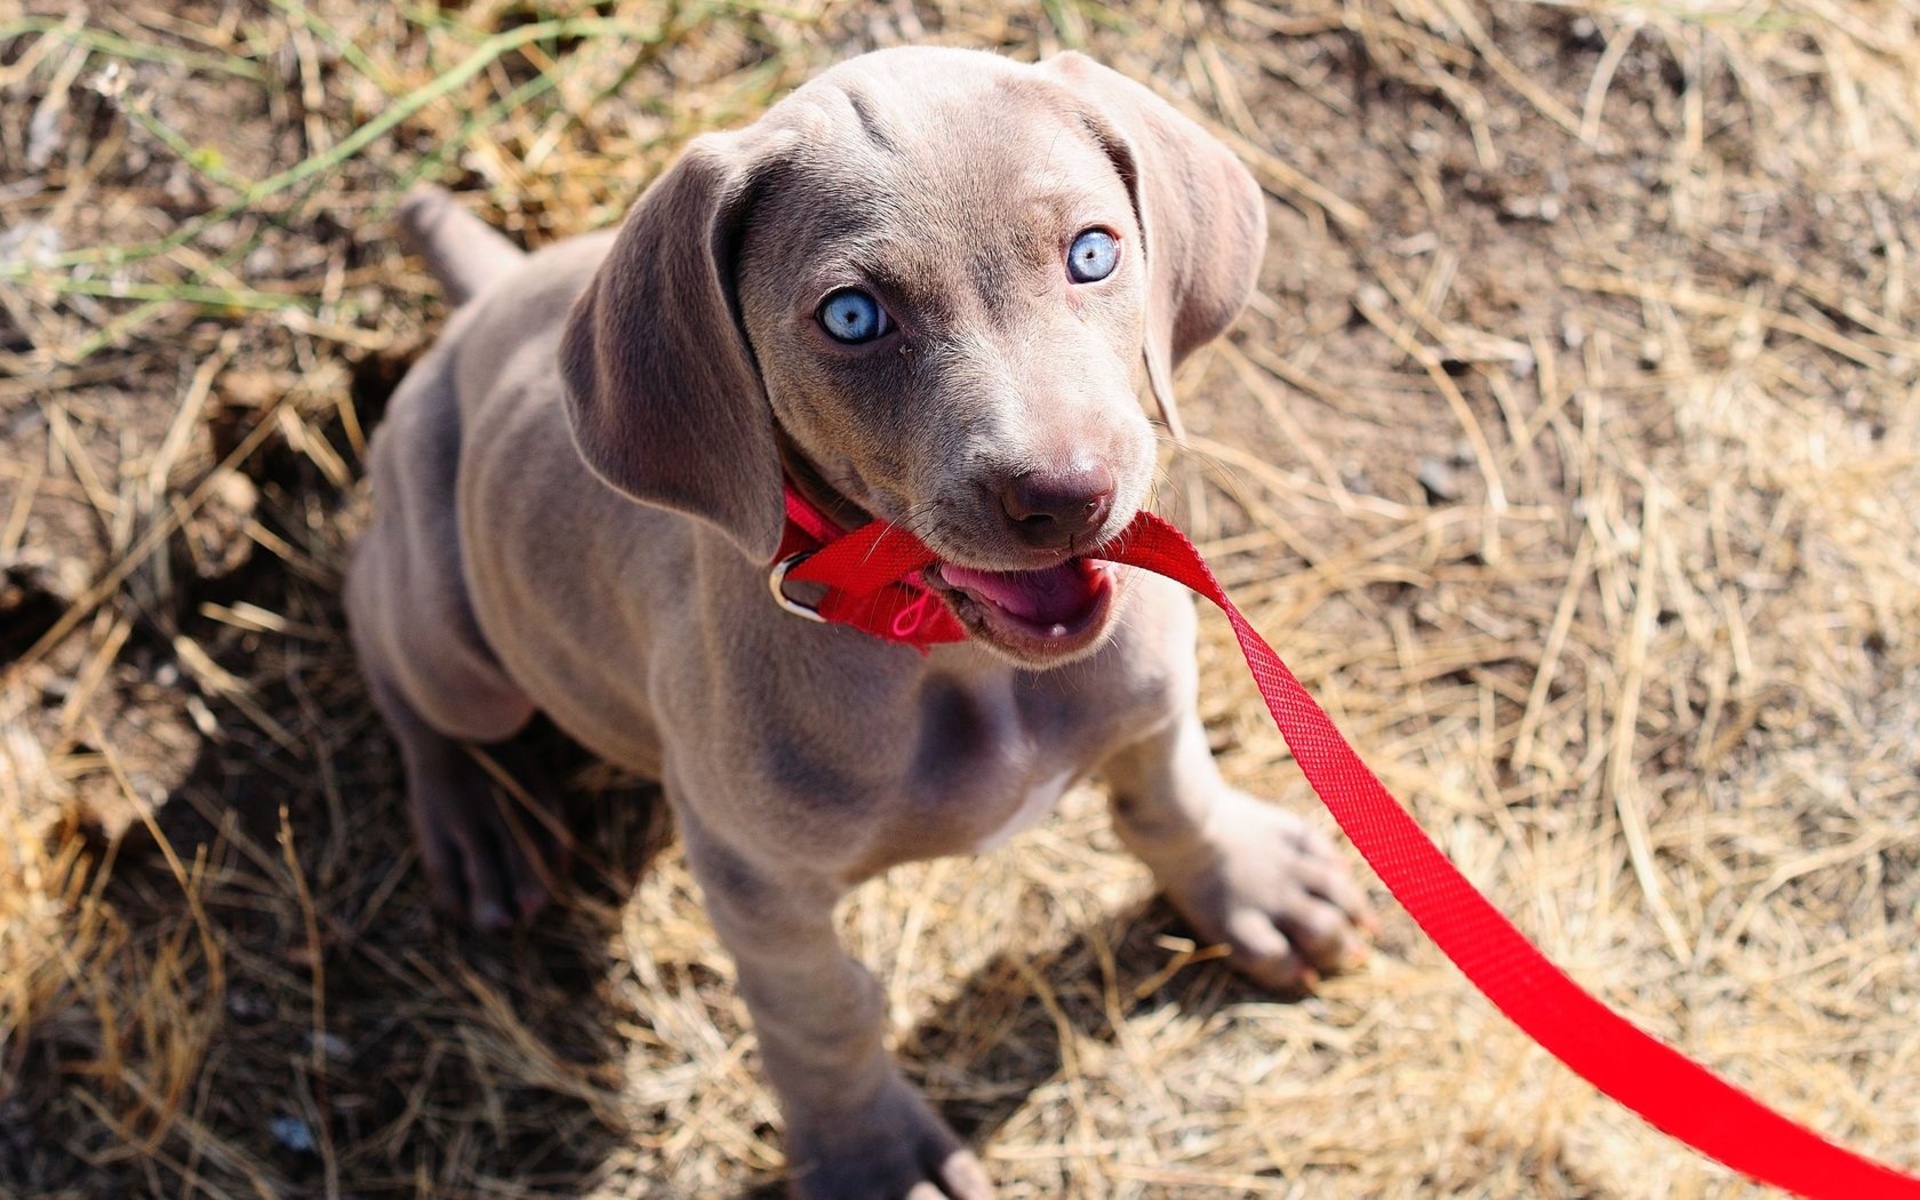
[3,0,1918,1195]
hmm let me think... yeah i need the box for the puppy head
[561,48,1265,665]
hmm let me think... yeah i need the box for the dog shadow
[38,690,1289,1200]
[23,699,665,1196]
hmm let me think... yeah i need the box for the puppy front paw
[1164,792,1375,992]
[785,1076,992,1200]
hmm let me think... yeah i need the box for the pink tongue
[940,561,1099,625]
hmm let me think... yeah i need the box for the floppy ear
[1038,52,1268,441]
[560,131,784,560]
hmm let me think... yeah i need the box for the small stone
[182,469,259,581]
[226,988,271,1022]
[1501,195,1562,223]
[1,548,87,615]
[269,1115,316,1155]
[0,223,61,271]
[313,1031,351,1060]
[1418,457,1464,504]
[26,96,63,174]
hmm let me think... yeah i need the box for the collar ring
[767,552,827,622]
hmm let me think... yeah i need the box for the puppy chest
[899,675,1100,851]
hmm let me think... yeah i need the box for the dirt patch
[3,0,1917,1196]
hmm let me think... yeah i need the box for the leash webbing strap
[1107,513,1920,1197]
[777,496,1920,1196]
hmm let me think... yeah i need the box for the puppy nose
[1000,465,1115,548]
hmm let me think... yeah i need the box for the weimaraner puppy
[348,46,1373,1199]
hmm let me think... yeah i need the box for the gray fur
[349,48,1371,1200]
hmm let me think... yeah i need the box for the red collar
[769,481,968,649]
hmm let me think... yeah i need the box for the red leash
[775,490,1920,1196]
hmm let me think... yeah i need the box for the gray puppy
[349,46,1373,1199]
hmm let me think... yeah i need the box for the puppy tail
[397,185,527,306]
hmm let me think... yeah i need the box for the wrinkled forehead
[742,64,1133,266]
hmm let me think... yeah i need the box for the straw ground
[2,0,1916,1195]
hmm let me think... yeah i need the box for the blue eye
[1067,228,1119,283]
[817,288,890,343]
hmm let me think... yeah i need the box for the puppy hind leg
[350,584,559,928]
[364,670,557,930]
[346,366,561,927]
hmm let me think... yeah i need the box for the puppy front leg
[1102,710,1375,992]
[679,824,993,1200]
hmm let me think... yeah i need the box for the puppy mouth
[926,556,1120,659]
